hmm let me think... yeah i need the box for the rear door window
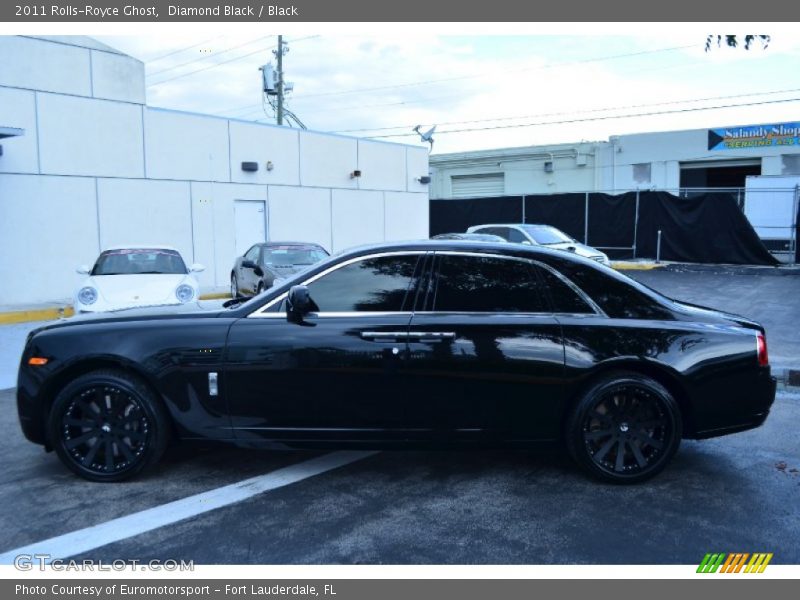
[431,254,549,313]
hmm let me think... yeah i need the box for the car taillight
[756,332,769,367]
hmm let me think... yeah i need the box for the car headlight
[78,286,98,305]
[175,284,195,303]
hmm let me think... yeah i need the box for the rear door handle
[407,331,456,343]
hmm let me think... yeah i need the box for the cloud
[95,34,800,155]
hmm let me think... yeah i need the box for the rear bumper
[691,374,776,439]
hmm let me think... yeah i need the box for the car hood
[544,242,605,259]
[87,274,192,306]
[34,302,226,334]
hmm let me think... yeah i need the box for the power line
[146,42,279,88]
[141,35,223,63]
[218,43,700,120]
[147,36,272,78]
[147,35,321,94]
[365,97,800,139]
[288,44,698,102]
[332,87,800,134]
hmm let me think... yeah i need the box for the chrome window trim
[430,250,607,317]
[247,251,426,318]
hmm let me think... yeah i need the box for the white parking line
[0,450,376,564]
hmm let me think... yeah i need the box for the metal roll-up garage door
[450,173,505,198]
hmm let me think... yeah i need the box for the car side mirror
[286,285,316,324]
[76,265,90,274]
[189,263,206,273]
[242,259,257,269]
[254,266,264,277]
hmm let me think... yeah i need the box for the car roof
[333,239,594,266]
[103,245,181,252]
[257,241,326,248]
[469,223,553,228]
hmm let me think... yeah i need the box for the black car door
[402,251,568,441]
[224,251,427,443]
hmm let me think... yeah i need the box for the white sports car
[74,246,205,313]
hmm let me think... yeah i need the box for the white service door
[234,200,267,257]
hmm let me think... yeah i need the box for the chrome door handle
[407,331,456,342]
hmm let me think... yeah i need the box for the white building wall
[0,36,429,306]
[385,192,430,241]
[0,87,38,174]
[0,174,99,305]
[356,140,406,192]
[228,121,300,186]
[144,109,230,182]
[0,36,92,96]
[432,125,800,197]
[331,190,384,252]
[299,132,359,189]
[90,49,146,104]
[267,186,332,252]
[37,94,145,178]
[96,179,194,264]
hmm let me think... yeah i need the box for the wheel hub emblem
[619,422,629,432]
[101,423,111,433]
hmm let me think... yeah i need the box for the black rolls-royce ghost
[16,241,776,483]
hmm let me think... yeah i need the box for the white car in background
[74,246,205,313]
[467,223,611,265]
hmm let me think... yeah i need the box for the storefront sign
[708,122,800,150]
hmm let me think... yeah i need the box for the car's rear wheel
[566,372,681,484]
[48,369,170,482]
[231,273,239,298]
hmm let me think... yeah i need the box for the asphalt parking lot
[0,386,798,564]
[0,267,798,565]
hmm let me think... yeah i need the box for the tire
[565,371,682,484]
[256,281,265,295]
[47,369,170,482]
[231,273,240,298]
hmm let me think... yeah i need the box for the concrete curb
[0,306,74,325]
[611,262,665,271]
[0,293,232,325]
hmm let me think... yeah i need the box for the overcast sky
[96,33,800,154]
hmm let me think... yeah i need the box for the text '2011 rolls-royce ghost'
[17,240,776,483]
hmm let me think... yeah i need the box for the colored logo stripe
[697,553,773,573]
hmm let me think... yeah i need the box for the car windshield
[92,249,187,276]
[263,246,328,266]
[520,225,574,245]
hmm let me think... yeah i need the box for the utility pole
[275,35,285,126]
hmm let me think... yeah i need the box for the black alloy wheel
[566,372,681,483]
[48,370,169,482]
[231,274,239,298]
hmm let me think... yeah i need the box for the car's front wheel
[566,372,682,484]
[231,273,240,298]
[48,369,170,482]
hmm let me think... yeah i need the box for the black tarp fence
[430,190,780,265]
